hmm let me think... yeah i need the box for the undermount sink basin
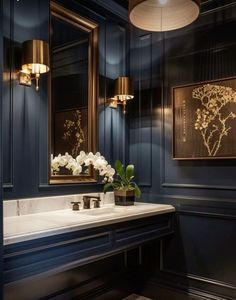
[82,207,121,216]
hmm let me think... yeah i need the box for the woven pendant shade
[129,0,201,32]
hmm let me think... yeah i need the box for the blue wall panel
[129,1,236,299]
[2,0,130,199]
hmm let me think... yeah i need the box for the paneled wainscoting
[129,1,236,299]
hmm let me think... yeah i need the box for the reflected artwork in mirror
[49,2,98,184]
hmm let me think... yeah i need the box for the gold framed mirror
[49,1,98,184]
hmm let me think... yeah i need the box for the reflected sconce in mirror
[19,39,50,91]
[109,76,134,114]
[129,0,201,32]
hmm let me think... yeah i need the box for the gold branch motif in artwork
[193,84,236,156]
[62,110,86,157]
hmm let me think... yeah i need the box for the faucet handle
[93,198,101,208]
[71,201,81,211]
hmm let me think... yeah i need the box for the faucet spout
[83,195,100,209]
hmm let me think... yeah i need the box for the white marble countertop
[4,203,175,245]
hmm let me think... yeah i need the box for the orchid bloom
[51,151,115,183]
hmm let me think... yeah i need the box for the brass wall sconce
[129,0,201,32]
[19,39,50,91]
[108,76,134,114]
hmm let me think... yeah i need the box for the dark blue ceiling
[114,0,212,10]
[114,0,128,9]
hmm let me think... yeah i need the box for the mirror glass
[49,2,98,184]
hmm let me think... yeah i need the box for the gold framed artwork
[173,77,236,160]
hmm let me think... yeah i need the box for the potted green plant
[103,160,141,206]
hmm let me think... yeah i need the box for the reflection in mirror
[49,2,98,184]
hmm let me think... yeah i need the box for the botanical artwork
[54,108,88,159]
[62,110,86,157]
[173,78,236,159]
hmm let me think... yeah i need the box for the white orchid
[84,152,96,166]
[76,151,86,165]
[51,151,115,183]
[93,157,108,171]
[72,164,82,175]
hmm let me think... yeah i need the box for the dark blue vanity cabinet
[4,213,174,285]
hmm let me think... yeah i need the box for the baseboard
[139,277,235,300]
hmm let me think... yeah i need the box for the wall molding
[3,0,14,189]
[177,210,236,220]
[162,182,236,191]
[201,0,236,16]
[137,33,153,187]
[146,277,235,300]
[3,183,13,189]
[91,0,128,21]
[160,241,236,292]
[140,192,236,208]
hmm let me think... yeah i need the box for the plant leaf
[134,184,141,198]
[130,182,141,198]
[126,164,134,181]
[115,160,124,177]
[112,180,122,187]
[103,183,113,193]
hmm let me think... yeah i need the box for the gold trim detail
[49,1,98,184]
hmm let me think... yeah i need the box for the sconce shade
[21,40,50,74]
[114,76,134,101]
[129,0,201,32]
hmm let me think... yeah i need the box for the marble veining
[4,203,175,245]
[3,192,114,217]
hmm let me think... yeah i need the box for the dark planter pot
[114,189,135,206]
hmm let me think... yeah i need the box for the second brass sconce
[109,76,134,114]
[19,39,50,91]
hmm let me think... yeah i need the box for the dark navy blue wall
[0,0,3,296]
[2,0,236,299]
[2,0,130,200]
[129,1,236,299]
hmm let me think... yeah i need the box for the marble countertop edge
[4,203,175,245]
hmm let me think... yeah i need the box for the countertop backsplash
[3,192,114,218]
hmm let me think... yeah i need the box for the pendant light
[129,0,201,32]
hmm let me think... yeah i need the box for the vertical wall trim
[3,0,14,189]
[160,32,166,189]
[104,20,109,161]
[38,0,50,187]
[150,33,153,186]
[138,33,152,186]
[118,25,127,164]
[103,21,107,157]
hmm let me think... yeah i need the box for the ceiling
[114,0,209,9]
[114,0,128,9]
